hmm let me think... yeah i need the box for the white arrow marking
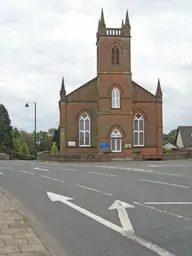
[109,200,135,235]
[47,192,176,256]
[145,202,192,205]
[34,167,49,172]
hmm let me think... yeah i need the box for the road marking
[149,164,189,168]
[56,167,77,172]
[133,202,192,221]
[47,192,176,256]
[145,202,192,205]
[41,175,64,183]
[0,172,3,174]
[109,200,135,235]
[34,167,49,172]
[94,165,151,173]
[0,167,14,171]
[76,184,112,196]
[139,179,190,188]
[88,171,117,177]
[19,170,34,175]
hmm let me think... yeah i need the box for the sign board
[124,143,132,149]
[68,141,76,147]
[100,142,109,149]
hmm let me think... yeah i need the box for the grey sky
[0,0,191,133]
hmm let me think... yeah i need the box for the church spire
[60,76,66,101]
[125,10,131,28]
[121,19,124,28]
[100,8,105,25]
[97,8,106,40]
[156,78,163,98]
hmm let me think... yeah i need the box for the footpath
[0,189,52,256]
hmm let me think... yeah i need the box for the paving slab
[0,190,52,256]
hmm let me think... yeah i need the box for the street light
[25,102,37,159]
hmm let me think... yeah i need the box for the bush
[20,143,29,155]
[12,138,21,152]
[51,142,58,154]
[164,148,172,153]
[11,151,35,160]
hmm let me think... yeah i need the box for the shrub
[20,143,29,155]
[164,148,172,153]
[51,142,58,154]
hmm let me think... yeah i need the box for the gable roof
[132,81,156,97]
[177,126,192,148]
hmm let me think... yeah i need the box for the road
[0,160,192,256]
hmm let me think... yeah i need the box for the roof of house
[177,126,192,148]
[163,141,177,147]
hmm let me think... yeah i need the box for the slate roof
[177,126,192,148]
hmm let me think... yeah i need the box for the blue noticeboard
[100,143,109,149]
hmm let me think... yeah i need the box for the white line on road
[47,192,176,256]
[149,164,190,168]
[19,170,34,175]
[41,175,64,183]
[133,201,192,221]
[145,202,192,205]
[34,167,49,172]
[0,167,14,171]
[139,179,190,188]
[0,172,3,174]
[88,171,117,177]
[56,167,77,172]
[94,165,152,173]
[76,184,112,196]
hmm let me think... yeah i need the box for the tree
[52,126,60,151]
[13,138,21,153]
[0,104,12,153]
[51,142,58,154]
[21,143,29,155]
[12,127,20,139]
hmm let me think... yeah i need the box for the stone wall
[37,152,112,162]
[163,152,192,160]
[0,154,10,160]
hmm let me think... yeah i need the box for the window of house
[133,113,144,147]
[111,46,120,65]
[111,128,122,152]
[79,112,91,147]
[112,87,120,108]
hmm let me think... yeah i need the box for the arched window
[112,87,120,108]
[111,46,120,65]
[133,113,144,147]
[79,112,91,147]
[111,128,122,152]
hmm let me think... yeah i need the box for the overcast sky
[0,0,191,134]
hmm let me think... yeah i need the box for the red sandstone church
[58,9,163,158]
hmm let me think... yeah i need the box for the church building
[59,9,163,159]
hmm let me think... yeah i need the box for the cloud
[0,0,191,133]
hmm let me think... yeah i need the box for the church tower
[96,9,133,155]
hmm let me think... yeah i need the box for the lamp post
[25,102,37,159]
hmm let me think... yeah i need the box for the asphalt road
[0,160,192,256]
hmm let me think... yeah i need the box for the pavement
[0,187,51,256]
[0,160,192,256]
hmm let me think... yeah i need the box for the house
[175,126,192,149]
[58,9,163,158]
[163,141,178,151]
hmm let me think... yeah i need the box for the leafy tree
[19,130,34,154]
[13,138,21,153]
[12,127,20,139]
[53,126,60,150]
[51,142,58,154]
[21,142,29,155]
[0,104,12,153]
